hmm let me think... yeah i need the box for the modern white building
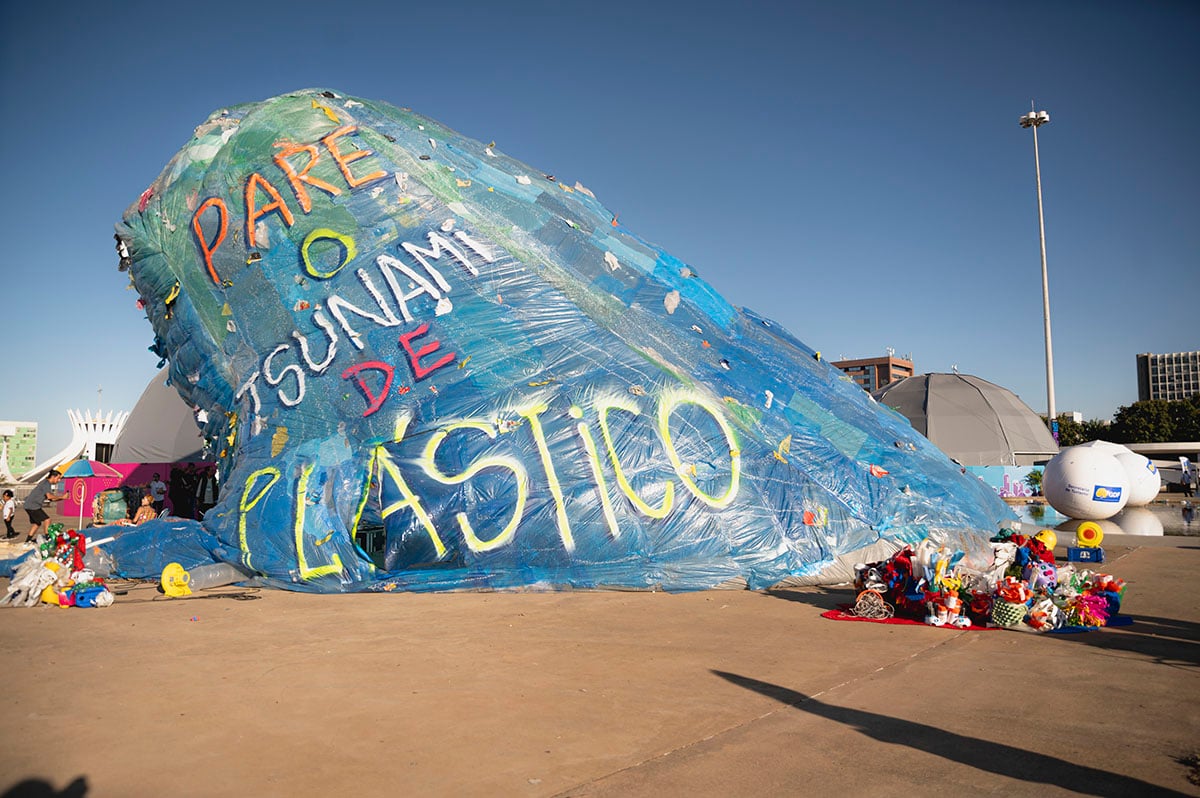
[0,421,38,480]
[1137,351,1200,402]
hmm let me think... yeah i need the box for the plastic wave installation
[113,89,1012,592]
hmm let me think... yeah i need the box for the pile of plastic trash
[0,524,114,609]
[852,527,1125,632]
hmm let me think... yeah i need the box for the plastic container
[161,561,254,596]
[83,548,116,578]
[1067,546,1105,564]
[187,562,254,590]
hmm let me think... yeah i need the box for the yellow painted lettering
[238,467,280,570]
[302,228,357,279]
[378,453,447,557]
[570,405,620,539]
[515,402,574,552]
[657,390,741,508]
[293,463,345,579]
[349,446,380,541]
[594,395,674,519]
[421,421,529,553]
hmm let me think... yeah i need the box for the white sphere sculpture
[1043,445,1130,520]
[1114,451,1161,506]
[1077,440,1128,455]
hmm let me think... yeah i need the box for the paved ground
[1,535,1198,797]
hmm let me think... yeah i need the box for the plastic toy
[1027,597,1065,632]
[71,584,114,608]
[925,583,971,628]
[1034,528,1057,550]
[1076,521,1104,548]
[1023,560,1057,593]
[995,576,1033,605]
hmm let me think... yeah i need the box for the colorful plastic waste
[850,533,1129,632]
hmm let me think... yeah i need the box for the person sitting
[132,494,157,525]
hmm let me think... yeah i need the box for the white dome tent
[111,368,206,463]
[872,373,1059,467]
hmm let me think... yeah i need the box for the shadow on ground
[712,669,1193,796]
[762,587,852,611]
[1043,613,1200,668]
[2,777,88,798]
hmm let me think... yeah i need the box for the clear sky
[1,0,1196,463]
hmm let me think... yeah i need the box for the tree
[1023,469,1043,496]
[1109,396,1200,443]
[1041,396,1199,446]
[1171,394,1200,440]
[1079,417,1113,442]
[1047,414,1111,447]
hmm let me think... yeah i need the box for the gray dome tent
[111,368,206,463]
[872,373,1058,466]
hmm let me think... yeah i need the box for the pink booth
[61,461,215,526]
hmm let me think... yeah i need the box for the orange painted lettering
[244,172,296,248]
[320,126,388,189]
[192,197,228,285]
[273,142,342,213]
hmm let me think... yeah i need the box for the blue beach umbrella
[60,460,123,479]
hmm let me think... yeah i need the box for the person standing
[195,466,219,518]
[23,469,65,544]
[149,473,167,514]
[2,489,16,539]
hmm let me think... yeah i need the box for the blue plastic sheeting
[111,89,1014,592]
[0,520,213,580]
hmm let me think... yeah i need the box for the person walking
[23,469,65,544]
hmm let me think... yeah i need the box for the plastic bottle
[186,562,255,590]
[83,548,116,578]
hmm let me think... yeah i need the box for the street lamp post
[1019,105,1056,440]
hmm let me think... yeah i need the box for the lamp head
[1019,110,1050,128]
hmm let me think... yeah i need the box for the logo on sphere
[1093,485,1122,502]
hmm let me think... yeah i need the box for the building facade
[832,355,915,393]
[1137,351,1200,402]
[0,421,38,478]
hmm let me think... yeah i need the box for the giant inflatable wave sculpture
[114,89,1011,592]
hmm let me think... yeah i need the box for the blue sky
[1,0,1196,462]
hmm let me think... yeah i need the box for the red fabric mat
[820,608,1001,630]
[821,608,1130,632]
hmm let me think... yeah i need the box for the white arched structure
[18,409,130,484]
